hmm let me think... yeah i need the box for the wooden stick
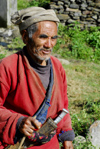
[18,116,37,149]
[18,136,26,149]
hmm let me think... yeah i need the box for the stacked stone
[49,0,100,29]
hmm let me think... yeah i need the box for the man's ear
[21,30,29,44]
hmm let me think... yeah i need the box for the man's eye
[52,36,58,39]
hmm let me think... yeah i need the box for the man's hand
[19,116,42,137]
[62,141,73,149]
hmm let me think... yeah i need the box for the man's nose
[44,39,53,48]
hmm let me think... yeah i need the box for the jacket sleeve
[0,60,22,145]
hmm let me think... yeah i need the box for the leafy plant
[86,27,100,49]
[17,0,50,10]
[37,0,50,7]
[0,54,5,59]
[17,0,31,9]
[53,23,100,63]
[7,37,25,50]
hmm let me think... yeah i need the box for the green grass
[62,60,100,139]
[60,60,100,148]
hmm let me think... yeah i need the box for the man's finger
[31,117,42,129]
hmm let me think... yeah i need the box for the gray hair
[26,23,38,39]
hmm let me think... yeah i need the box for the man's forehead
[38,21,57,29]
[36,21,58,35]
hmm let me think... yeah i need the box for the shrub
[86,27,100,49]
[7,37,25,50]
[0,54,5,59]
[53,23,100,63]
[17,0,50,10]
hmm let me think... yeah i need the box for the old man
[0,7,75,149]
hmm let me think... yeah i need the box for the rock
[88,1,95,7]
[69,12,81,20]
[70,0,75,2]
[86,18,95,22]
[67,19,76,24]
[87,7,93,11]
[75,0,82,4]
[79,21,89,25]
[85,24,96,28]
[12,27,21,38]
[57,14,69,20]
[88,120,100,148]
[72,16,80,20]
[50,4,59,9]
[58,9,64,13]
[95,2,100,8]
[82,10,92,15]
[92,15,98,20]
[0,29,12,38]
[75,11,82,16]
[81,3,88,8]
[92,8,100,13]
[80,15,87,21]
[64,1,70,5]
[58,1,64,5]
[65,4,68,8]
[66,8,81,12]
[97,19,100,23]
[73,135,86,148]
[69,3,79,9]
[95,0,100,3]
[58,58,70,65]
[0,28,5,34]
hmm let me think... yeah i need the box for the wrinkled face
[27,21,58,65]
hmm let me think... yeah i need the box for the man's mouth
[35,48,53,55]
[42,49,51,54]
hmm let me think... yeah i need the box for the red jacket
[0,49,72,149]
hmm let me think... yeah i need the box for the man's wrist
[58,130,75,143]
[14,116,25,143]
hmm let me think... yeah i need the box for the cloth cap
[11,7,60,31]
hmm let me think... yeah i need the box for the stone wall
[49,0,100,28]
